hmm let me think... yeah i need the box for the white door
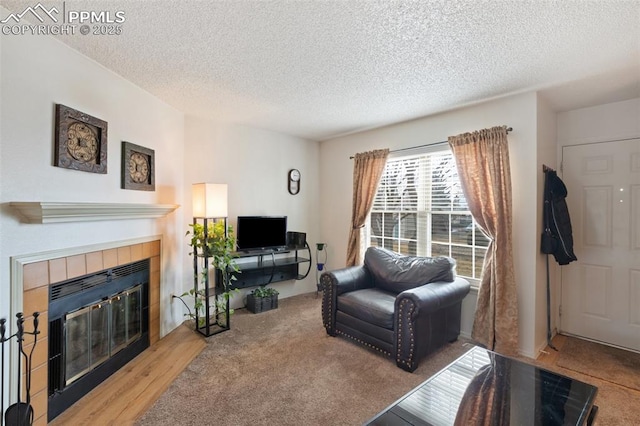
[560,139,640,351]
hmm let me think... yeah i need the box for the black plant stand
[1,312,40,426]
[193,217,230,337]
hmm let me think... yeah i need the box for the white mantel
[10,202,180,223]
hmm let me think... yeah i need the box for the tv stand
[225,243,312,289]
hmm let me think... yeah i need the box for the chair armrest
[394,277,471,372]
[396,277,471,316]
[320,266,373,335]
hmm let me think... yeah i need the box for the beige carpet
[136,292,472,425]
[556,338,640,391]
[137,293,640,425]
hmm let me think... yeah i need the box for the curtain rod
[349,126,513,159]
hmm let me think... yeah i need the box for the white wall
[182,116,321,307]
[0,33,186,340]
[557,98,640,146]
[319,92,542,357]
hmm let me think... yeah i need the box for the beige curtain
[346,149,389,266]
[448,126,518,355]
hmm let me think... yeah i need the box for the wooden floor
[536,333,569,366]
[50,323,206,426]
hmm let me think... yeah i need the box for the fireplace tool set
[1,312,40,426]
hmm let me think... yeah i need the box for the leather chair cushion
[364,247,456,293]
[337,288,396,330]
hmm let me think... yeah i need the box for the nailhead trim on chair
[396,298,416,369]
[321,273,392,358]
[320,273,333,329]
[335,329,391,357]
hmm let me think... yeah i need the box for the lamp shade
[192,183,228,218]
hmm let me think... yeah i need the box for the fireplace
[11,238,162,425]
[47,259,150,421]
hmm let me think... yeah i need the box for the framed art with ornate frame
[55,104,108,174]
[122,141,155,191]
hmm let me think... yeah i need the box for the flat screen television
[236,216,287,252]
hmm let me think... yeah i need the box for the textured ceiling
[2,0,639,140]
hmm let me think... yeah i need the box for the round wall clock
[288,169,301,195]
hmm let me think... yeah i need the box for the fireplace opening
[47,259,150,422]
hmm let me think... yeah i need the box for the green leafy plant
[177,287,206,326]
[179,220,240,327]
[215,294,233,327]
[186,220,238,269]
[246,286,279,314]
[251,286,279,298]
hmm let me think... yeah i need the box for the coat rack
[541,164,558,351]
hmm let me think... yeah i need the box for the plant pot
[246,294,278,314]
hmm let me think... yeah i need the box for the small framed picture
[122,141,155,191]
[55,104,108,174]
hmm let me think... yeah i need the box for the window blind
[367,149,490,280]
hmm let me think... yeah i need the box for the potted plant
[180,220,240,328]
[246,286,279,314]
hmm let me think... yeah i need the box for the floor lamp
[192,183,230,337]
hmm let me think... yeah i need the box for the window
[366,149,489,280]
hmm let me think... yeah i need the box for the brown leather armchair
[321,247,471,372]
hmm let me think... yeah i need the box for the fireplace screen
[64,285,142,385]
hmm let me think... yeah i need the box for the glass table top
[368,346,598,426]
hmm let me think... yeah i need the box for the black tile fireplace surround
[47,259,150,422]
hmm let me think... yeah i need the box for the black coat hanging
[541,168,577,265]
